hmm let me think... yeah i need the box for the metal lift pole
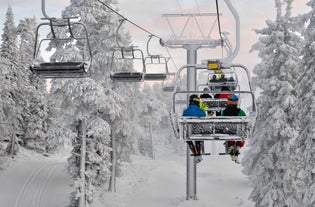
[162,0,240,198]
[185,44,200,200]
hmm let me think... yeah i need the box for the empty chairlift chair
[30,17,92,78]
[162,72,180,92]
[110,46,146,82]
[143,55,168,81]
[109,19,147,82]
[143,35,168,81]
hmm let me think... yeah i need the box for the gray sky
[0,0,310,71]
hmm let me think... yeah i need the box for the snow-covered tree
[242,0,302,206]
[0,57,15,157]
[293,1,315,206]
[15,17,50,153]
[0,6,18,61]
[0,6,21,155]
[47,0,135,200]
[44,0,170,204]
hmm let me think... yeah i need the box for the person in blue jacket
[183,94,206,163]
[183,94,207,117]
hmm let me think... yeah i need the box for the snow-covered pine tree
[0,6,18,61]
[0,57,15,157]
[16,17,50,153]
[150,83,178,147]
[0,6,22,155]
[138,83,168,155]
[242,0,302,206]
[294,1,315,206]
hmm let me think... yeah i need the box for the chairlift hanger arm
[221,0,240,63]
[115,18,127,47]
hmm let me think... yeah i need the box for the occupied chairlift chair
[170,64,256,146]
[30,1,92,78]
[206,60,238,91]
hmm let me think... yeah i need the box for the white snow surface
[0,143,254,207]
[0,148,73,207]
[95,143,254,207]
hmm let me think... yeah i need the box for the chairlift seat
[144,73,167,81]
[110,72,144,82]
[163,86,176,92]
[31,62,88,72]
[30,61,90,78]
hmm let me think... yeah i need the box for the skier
[222,94,246,164]
[183,94,206,163]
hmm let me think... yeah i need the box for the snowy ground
[0,148,73,207]
[0,141,254,207]
[97,142,254,207]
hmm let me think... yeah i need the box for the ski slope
[96,142,254,207]
[0,143,253,207]
[0,150,73,207]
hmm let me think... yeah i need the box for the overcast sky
[0,0,310,72]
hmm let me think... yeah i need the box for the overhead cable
[96,0,162,40]
[96,0,178,70]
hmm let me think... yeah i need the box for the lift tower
[161,0,241,199]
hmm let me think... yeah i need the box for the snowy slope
[0,142,253,207]
[0,149,73,207]
[97,142,254,207]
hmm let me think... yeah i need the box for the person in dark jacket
[222,94,245,164]
[182,94,206,163]
[222,94,246,116]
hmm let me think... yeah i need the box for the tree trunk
[108,125,117,192]
[79,119,86,207]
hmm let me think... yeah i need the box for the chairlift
[206,60,238,91]
[162,72,180,92]
[170,64,256,144]
[143,35,169,81]
[30,3,92,78]
[110,19,147,82]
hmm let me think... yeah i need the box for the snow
[95,143,254,207]
[0,142,253,207]
[0,148,73,207]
